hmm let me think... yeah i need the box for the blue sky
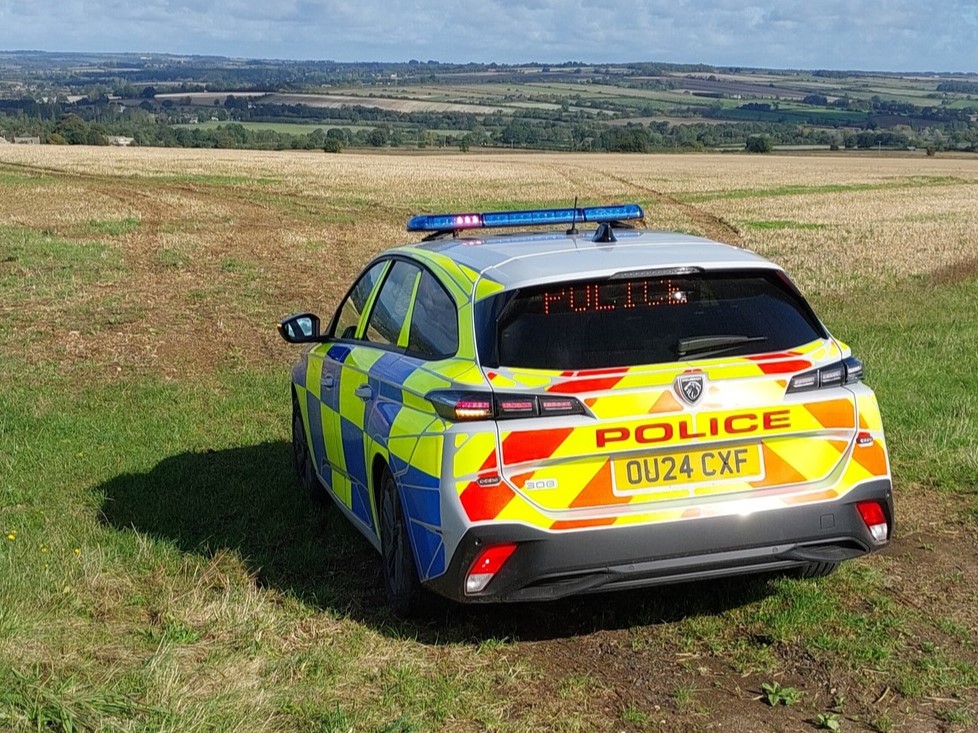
[1,0,976,72]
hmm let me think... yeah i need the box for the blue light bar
[406,203,644,233]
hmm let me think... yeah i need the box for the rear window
[476,270,826,370]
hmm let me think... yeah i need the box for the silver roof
[409,228,777,290]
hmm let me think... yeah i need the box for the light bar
[406,204,644,233]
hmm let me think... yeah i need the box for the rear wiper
[677,335,768,360]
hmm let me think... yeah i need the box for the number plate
[612,445,763,494]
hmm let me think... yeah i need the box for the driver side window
[332,261,387,339]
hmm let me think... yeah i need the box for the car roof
[399,228,778,291]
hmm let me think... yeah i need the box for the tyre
[379,467,426,617]
[795,561,838,579]
[291,395,325,505]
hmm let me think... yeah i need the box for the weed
[871,710,895,733]
[672,682,697,709]
[937,707,973,725]
[620,705,649,724]
[816,711,842,731]
[761,681,802,707]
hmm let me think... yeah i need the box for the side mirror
[277,313,322,343]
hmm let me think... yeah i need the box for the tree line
[2,97,976,153]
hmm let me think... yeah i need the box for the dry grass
[2,146,976,380]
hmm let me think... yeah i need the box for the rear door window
[364,260,421,348]
[477,270,826,370]
[407,270,458,359]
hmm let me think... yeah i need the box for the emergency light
[406,203,644,233]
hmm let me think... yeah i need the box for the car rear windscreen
[475,269,827,370]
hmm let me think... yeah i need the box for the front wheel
[292,395,324,505]
[380,468,426,617]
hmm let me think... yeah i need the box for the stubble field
[1,146,977,732]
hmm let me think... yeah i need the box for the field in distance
[1,146,977,732]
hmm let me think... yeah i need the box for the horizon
[1,1,976,74]
[2,48,976,78]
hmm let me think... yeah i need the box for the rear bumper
[426,479,893,603]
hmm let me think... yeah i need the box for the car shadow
[97,441,778,644]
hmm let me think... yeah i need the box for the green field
[174,120,371,135]
[1,147,977,732]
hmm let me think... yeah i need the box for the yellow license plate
[612,445,763,493]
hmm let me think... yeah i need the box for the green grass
[2,180,978,730]
[145,173,278,186]
[81,216,141,236]
[0,225,126,306]
[745,219,827,230]
[0,170,58,186]
[820,275,978,489]
[683,176,976,203]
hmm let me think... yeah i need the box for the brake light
[455,398,493,420]
[465,543,518,594]
[856,501,888,543]
[787,356,864,393]
[428,390,586,422]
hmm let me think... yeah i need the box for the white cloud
[0,0,974,70]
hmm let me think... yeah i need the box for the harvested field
[1,146,977,733]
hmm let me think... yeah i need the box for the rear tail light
[856,501,888,543]
[428,390,586,422]
[465,543,518,594]
[787,356,864,393]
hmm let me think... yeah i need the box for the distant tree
[323,138,342,153]
[55,114,88,145]
[140,86,157,99]
[745,135,773,153]
[366,127,388,147]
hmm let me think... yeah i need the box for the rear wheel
[380,468,426,617]
[292,395,324,505]
[795,561,838,579]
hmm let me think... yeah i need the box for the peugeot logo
[675,373,705,405]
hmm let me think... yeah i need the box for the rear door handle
[322,374,335,389]
[354,384,373,401]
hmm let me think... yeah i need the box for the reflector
[465,543,518,594]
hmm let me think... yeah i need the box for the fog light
[856,501,888,543]
[465,543,518,595]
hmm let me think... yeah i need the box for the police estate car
[278,204,893,616]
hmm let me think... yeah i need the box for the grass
[81,216,142,236]
[0,146,977,731]
[682,176,975,202]
[0,224,126,306]
[745,219,827,230]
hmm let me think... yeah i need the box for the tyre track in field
[542,161,744,246]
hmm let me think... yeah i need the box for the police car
[278,204,892,616]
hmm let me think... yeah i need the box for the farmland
[1,146,977,732]
[3,53,978,152]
